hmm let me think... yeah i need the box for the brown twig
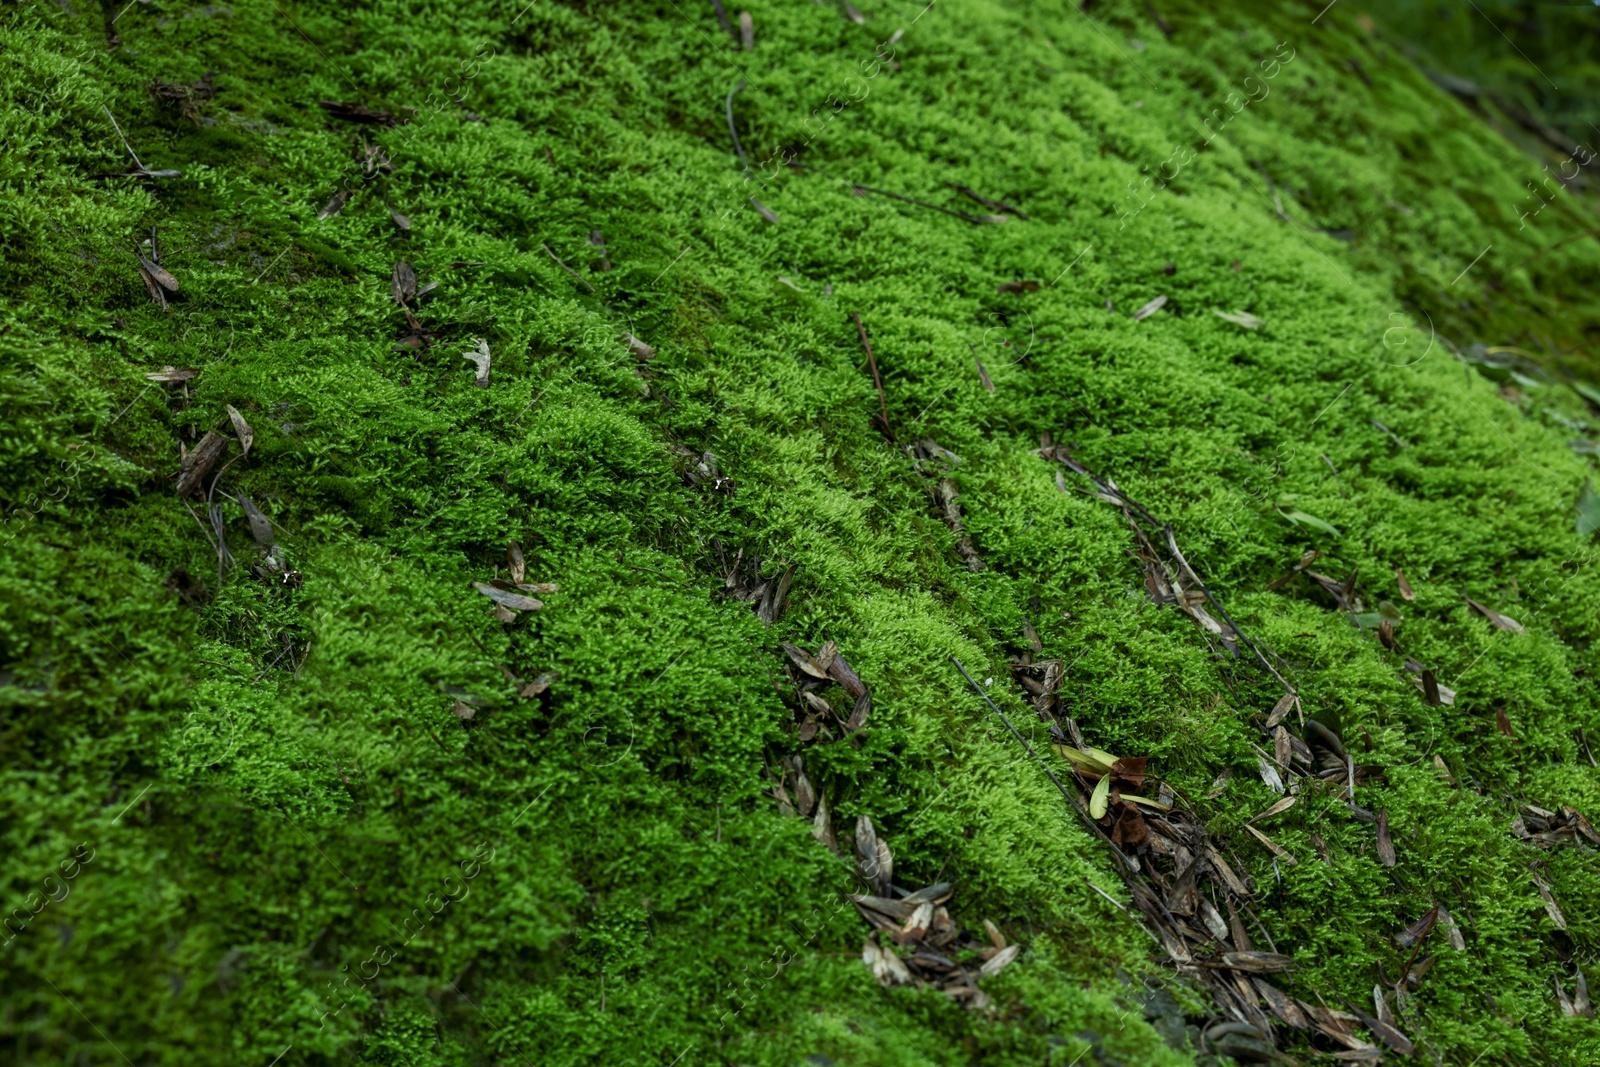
[541,243,595,293]
[709,0,738,43]
[851,312,893,440]
[848,181,993,224]
[1507,225,1600,274]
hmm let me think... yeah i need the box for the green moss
[4,0,1600,1064]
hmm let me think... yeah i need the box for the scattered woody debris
[148,71,215,123]
[1512,804,1600,849]
[318,100,410,126]
[776,640,870,741]
[853,869,1019,1011]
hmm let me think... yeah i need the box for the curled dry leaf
[1244,823,1297,866]
[1273,724,1293,772]
[1257,754,1285,794]
[1219,951,1294,975]
[982,918,1006,950]
[974,354,994,393]
[855,815,892,892]
[1436,905,1466,951]
[1265,691,1296,728]
[826,650,867,698]
[236,494,275,551]
[507,541,525,583]
[899,901,933,943]
[138,253,179,292]
[979,944,1020,977]
[1531,870,1567,930]
[1375,808,1396,867]
[1132,294,1168,321]
[472,581,542,612]
[1250,795,1297,823]
[626,334,656,361]
[862,938,912,986]
[793,770,816,817]
[1348,1004,1414,1057]
[392,260,418,306]
[811,790,836,851]
[1465,596,1525,634]
[318,189,353,220]
[1212,308,1263,328]
[845,690,871,732]
[518,672,556,698]
[1393,906,1438,949]
[1395,568,1415,600]
[738,9,753,50]
[781,642,828,679]
[225,404,253,457]
[138,265,168,310]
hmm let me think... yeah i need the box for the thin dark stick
[541,243,595,293]
[950,657,1119,858]
[1507,225,1600,274]
[709,0,737,41]
[847,180,989,224]
[851,312,892,439]
[725,80,750,178]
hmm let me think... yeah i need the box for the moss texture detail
[2,1,1600,1064]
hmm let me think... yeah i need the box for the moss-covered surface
[3,0,1600,1064]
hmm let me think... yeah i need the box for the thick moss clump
[2,1,1598,1064]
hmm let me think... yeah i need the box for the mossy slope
[2,1,1599,1065]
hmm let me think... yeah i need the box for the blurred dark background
[1360,0,1599,141]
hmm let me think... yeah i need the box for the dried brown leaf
[845,691,871,733]
[317,189,353,220]
[1466,596,1525,634]
[1265,691,1296,728]
[1393,906,1438,949]
[1375,808,1396,867]
[1531,870,1567,929]
[781,642,828,679]
[392,260,418,306]
[1244,823,1297,865]
[237,493,275,551]
[1132,294,1168,321]
[318,100,408,126]
[1395,568,1415,600]
[518,672,556,698]
[1219,951,1294,975]
[472,581,542,612]
[812,790,837,851]
[974,354,994,393]
[138,253,179,292]
[1273,724,1293,772]
[1251,795,1297,823]
[225,404,253,457]
[980,944,1020,977]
